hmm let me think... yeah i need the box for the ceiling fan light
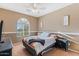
[32,9,39,14]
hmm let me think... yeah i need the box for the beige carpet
[12,42,79,56]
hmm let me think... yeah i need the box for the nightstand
[55,38,70,51]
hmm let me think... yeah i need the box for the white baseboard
[68,48,79,54]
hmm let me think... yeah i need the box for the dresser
[0,39,13,56]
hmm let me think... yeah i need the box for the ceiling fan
[26,3,46,14]
[31,3,39,13]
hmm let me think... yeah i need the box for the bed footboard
[22,39,37,56]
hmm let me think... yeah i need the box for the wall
[38,3,79,52]
[0,8,38,43]
[39,3,79,32]
[0,8,38,32]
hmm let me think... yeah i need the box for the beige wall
[39,3,79,32]
[1,4,79,33]
[0,8,38,32]
[38,3,79,52]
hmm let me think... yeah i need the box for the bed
[22,32,56,56]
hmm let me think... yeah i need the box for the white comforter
[24,36,56,55]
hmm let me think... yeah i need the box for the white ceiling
[0,3,72,17]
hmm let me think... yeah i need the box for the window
[16,18,30,37]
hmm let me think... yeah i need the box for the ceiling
[0,3,72,17]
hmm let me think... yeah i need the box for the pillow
[28,39,45,46]
[49,34,57,39]
[39,32,50,37]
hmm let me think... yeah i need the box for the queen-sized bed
[22,32,56,56]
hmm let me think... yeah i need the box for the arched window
[16,18,30,37]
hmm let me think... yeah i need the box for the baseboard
[68,48,79,54]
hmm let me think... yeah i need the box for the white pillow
[39,32,50,37]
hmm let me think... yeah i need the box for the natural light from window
[16,18,30,37]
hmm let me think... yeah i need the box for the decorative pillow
[28,39,45,46]
[49,34,57,39]
[38,32,50,37]
[56,34,65,39]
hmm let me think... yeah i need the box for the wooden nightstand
[55,38,70,51]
